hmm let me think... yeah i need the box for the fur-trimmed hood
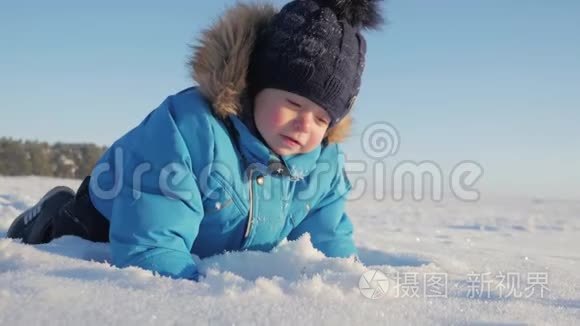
[188,2,352,144]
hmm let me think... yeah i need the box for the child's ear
[325,115,352,144]
[322,128,331,146]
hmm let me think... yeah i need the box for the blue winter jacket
[88,3,357,281]
[89,87,356,280]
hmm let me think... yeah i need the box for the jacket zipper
[244,169,254,238]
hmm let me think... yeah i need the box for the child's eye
[316,116,330,125]
[286,99,302,108]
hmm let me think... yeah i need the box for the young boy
[7,0,384,281]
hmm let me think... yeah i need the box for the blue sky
[1,0,579,199]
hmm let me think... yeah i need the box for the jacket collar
[229,115,321,179]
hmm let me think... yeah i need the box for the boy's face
[254,88,331,156]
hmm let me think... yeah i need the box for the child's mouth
[281,135,301,147]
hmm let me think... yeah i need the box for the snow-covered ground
[1,176,579,325]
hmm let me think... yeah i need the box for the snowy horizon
[1,176,579,325]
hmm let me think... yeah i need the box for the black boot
[6,186,75,244]
[51,176,110,242]
[6,177,110,244]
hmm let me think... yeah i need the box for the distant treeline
[0,137,107,178]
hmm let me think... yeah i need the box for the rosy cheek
[315,131,325,144]
[269,110,288,127]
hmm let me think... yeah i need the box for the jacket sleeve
[286,160,357,259]
[93,94,207,281]
[108,169,204,281]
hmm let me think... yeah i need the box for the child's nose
[293,112,313,131]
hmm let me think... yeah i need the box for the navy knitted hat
[248,0,384,126]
